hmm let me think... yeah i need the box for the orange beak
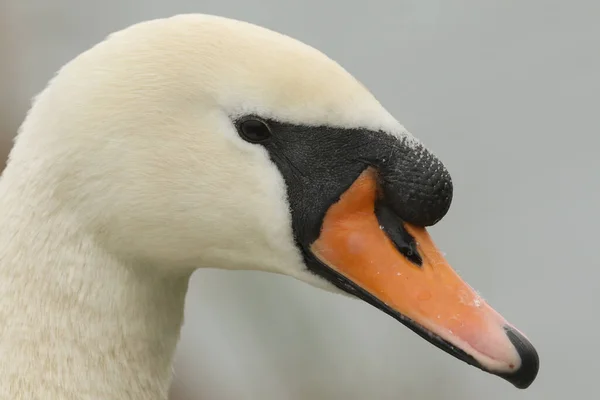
[310,168,539,388]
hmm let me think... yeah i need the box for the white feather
[0,14,418,399]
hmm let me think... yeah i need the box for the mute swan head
[8,14,538,389]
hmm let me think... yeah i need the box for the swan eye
[237,119,272,143]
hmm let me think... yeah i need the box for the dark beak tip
[498,325,540,389]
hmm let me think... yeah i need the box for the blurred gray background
[2,1,598,399]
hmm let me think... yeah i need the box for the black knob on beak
[374,141,453,226]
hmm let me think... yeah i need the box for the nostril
[374,199,422,266]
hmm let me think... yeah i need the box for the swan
[0,14,539,399]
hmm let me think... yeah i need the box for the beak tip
[499,325,540,389]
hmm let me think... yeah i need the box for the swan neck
[0,177,190,400]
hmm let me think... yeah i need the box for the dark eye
[238,119,272,143]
